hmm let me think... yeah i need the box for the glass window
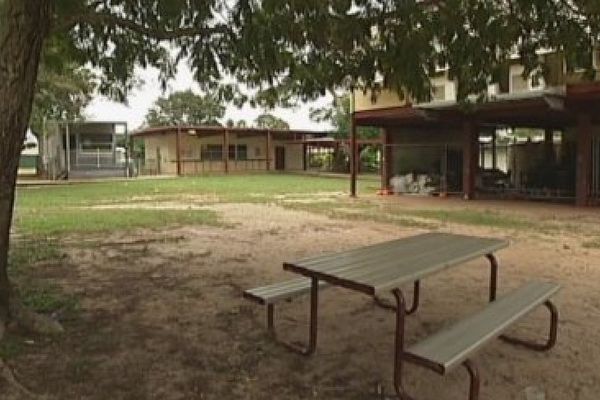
[237,145,248,160]
[80,133,113,151]
[202,144,223,161]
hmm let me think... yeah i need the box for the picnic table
[283,232,508,353]
[245,232,560,399]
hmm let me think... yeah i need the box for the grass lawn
[14,174,375,237]
[15,173,590,239]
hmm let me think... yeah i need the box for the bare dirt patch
[3,203,599,399]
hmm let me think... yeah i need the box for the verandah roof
[354,83,600,130]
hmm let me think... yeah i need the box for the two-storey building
[352,51,600,206]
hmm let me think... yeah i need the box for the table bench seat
[243,278,328,305]
[398,281,560,399]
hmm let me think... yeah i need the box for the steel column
[462,121,479,200]
[576,114,593,206]
[350,113,358,197]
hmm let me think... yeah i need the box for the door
[275,146,285,170]
[156,147,162,175]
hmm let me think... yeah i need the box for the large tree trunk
[0,0,54,337]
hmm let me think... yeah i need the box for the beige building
[132,126,329,176]
[351,50,600,206]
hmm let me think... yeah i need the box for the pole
[350,112,358,197]
[65,123,71,178]
[176,125,182,176]
[266,129,271,171]
[223,128,230,174]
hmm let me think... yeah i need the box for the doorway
[275,146,285,170]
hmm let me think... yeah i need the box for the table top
[283,233,509,295]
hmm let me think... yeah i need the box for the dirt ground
[4,199,600,399]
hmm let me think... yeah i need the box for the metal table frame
[279,233,509,397]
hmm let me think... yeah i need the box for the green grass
[16,208,221,236]
[16,174,358,208]
[14,174,362,237]
[400,209,538,230]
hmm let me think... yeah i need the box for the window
[79,133,113,151]
[431,84,446,101]
[237,145,248,160]
[202,144,223,161]
[228,144,248,160]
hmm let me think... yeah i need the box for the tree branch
[53,11,229,40]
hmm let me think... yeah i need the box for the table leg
[485,254,498,302]
[500,300,558,351]
[374,281,420,315]
[392,288,415,400]
[307,276,319,355]
[277,277,319,356]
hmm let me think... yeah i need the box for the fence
[306,145,381,175]
[71,150,123,169]
[136,157,270,176]
[386,144,463,194]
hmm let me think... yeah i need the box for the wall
[354,51,600,114]
[141,132,305,175]
[354,89,408,112]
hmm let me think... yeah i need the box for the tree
[0,0,240,344]
[29,41,98,134]
[310,96,379,139]
[144,90,225,127]
[1,0,599,352]
[226,119,249,128]
[254,113,289,129]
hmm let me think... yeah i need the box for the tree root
[0,304,58,400]
[0,358,44,399]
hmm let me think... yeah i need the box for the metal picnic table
[282,232,509,394]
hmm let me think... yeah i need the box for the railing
[137,158,271,176]
[71,149,123,169]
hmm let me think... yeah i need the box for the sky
[85,63,334,132]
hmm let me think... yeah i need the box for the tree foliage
[310,96,379,139]
[30,63,96,135]
[232,1,600,105]
[144,90,225,127]
[254,113,289,129]
[225,119,248,128]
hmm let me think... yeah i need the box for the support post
[576,114,592,206]
[350,113,358,197]
[65,123,71,177]
[266,129,271,171]
[544,128,555,166]
[462,121,479,200]
[302,133,307,171]
[176,125,182,176]
[491,130,497,170]
[381,128,393,192]
[223,128,230,174]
